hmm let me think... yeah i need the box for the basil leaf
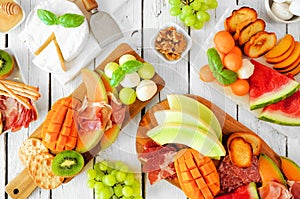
[217,69,237,85]
[207,48,223,75]
[110,68,126,87]
[58,13,85,28]
[37,9,58,25]
[122,60,143,73]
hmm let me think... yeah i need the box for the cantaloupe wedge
[266,40,295,63]
[280,156,300,181]
[273,42,300,69]
[265,34,294,59]
[258,154,286,187]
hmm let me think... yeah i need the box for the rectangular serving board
[5,43,165,199]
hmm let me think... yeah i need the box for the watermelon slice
[215,182,259,199]
[259,90,300,126]
[249,60,300,110]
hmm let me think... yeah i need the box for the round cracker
[28,152,64,190]
[18,138,48,167]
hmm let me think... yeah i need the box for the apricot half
[265,34,294,59]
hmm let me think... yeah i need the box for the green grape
[119,54,136,66]
[120,164,129,172]
[138,62,155,80]
[114,161,124,170]
[87,169,97,179]
[196,11,210,22]
[122,186,134,197]
[98,188,112,199]
[102,175,116,186]
[209,0,218,9]
[169,6,182,16]
[104,62,119,79]
[193,20,204,29]
[119,87,137,105]
[182,5,193,15]
[114,184,124,197]
[191,1,202,11]
[87,179,96,188]
[111,169,118,176]
[204,0,213,5]
[169,0,181,6]
[94,181,105,191]
[124,173,135,185]
[99,161,109,171]
[179,13,187,22]
[116,171,127,182]
[184,14,196,26]
[200,4,209,11]
[95,172,104,182]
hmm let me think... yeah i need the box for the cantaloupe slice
[258,154,286,187]
[265,34,294,59]
[280,156,300,181]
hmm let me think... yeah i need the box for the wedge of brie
[32,39,65,73]
[22,0,89,64]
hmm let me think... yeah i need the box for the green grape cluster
[168,0,218,29]
[87,161,143,199]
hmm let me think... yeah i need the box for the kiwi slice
[0,49,14,79]
[52,150,84,177]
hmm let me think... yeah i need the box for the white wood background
[1,0,300,198]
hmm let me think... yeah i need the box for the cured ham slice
[259,181,292,199]
[288,181,300,199]
[139,140,177,184]
[0,95,38,133]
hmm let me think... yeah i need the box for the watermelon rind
[259,110,300,126]
[247,182,259,199]
[250,82,300,110]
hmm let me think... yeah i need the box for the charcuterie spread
[2,0,300,199]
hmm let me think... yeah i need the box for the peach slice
[267,39,295,63]
[274,42,300,69]
[277,53,300,73]
[265,34,294,59]
[284,61,300,76]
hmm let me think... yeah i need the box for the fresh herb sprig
[37,9,85,28]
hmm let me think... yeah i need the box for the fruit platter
[1,0,300,198]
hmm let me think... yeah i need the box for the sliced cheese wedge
[32,39,66,73]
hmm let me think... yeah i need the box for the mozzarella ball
[136,80,157,101]
[271,2,294,20]
[120,72,140,88]
[236,59,255,79]
[289,0,300,16]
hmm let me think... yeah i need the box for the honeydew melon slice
[167,94,222,141]
[154,110,221,141]
[146,123,226,158]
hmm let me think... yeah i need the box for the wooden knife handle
[5,169,37,199]
[82,0,98,12]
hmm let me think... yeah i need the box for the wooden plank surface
[1,0,300,198]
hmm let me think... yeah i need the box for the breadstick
[0,79,39,92]
[0,81,32,110]
[2,84,40,99]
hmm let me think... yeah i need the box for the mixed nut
[154,26,187,61]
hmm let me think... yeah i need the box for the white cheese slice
[32,40,65,73]
[23,0,89,62]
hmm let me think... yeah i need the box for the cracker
[28,152,64,189]
[18,138,49,167]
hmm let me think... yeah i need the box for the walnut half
[154,26,187,61]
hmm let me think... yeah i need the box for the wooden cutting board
[136,94,281,189]
[5,43,165,199]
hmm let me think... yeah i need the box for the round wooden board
[136,94,282,188]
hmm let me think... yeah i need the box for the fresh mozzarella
[236,59,254,79]
[289,0,300,16]
[271,2,294,20]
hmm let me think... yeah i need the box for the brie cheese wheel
[24,0,89,62]
[32,40,64,73]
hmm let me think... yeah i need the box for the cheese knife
[82,0,122,48]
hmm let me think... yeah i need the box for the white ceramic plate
[151,23,192,64]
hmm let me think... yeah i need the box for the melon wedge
[167,94,222,141]
[146,123,226,158]
[154,110,221,141]
[258,90,300,126]
[249,60,300,110]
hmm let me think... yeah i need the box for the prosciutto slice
[259,181,292,199]
[0,95,38,133]
[139,140,177,184]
